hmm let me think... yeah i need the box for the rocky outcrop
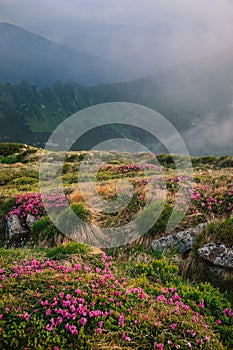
[198,242,233,268]
[5,214,38,247]
[5,214,28,239]
[151,223,207,253]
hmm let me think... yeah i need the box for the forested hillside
[0,79,187,150]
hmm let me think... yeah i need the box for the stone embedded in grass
[6,214,28,239]
[198,242,233,268]
[151,223,207,253]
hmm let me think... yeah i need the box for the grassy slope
[0,143,233,349]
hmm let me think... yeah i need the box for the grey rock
[5,214,28,239]
[26,214,38,229]
[198,242,233,268]
[128,252,153,264]
[151,223,207,253]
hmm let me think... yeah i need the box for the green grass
[207,218,233,247]
[46,241,90,259]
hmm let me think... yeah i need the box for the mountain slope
[0,22,138,87]
[0,79,188,151]
[0,75,231,155]
[152,48,233,119]
[89,78,188,130]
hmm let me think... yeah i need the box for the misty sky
[1,0,233,30]
[0,0,232,153]
[1,0,233,71]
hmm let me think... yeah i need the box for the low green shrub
[9,176,38,186]
[30,216,64,247]
[0,143,25,157]
[133,258,180,285]
[46,242,90,259]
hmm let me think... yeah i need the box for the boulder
[5,214,28,239]
[198,242,233,268]
[151,223,207,253]
[26,214,38,229]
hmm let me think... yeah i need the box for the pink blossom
[122,333,131,342]
[98,321,104,328]
[187,329,196,337]
[118,313,125,327]
[46,309,52,316]
[80,317,87,326]
[216,319,222,325]
[156,294,167,302]
[46,324,53,332]
[198,299,205,308]
[170,323,177,330]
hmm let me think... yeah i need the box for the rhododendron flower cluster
[188,184,233,215]
[5,192,67,226]
[1,253,231,349]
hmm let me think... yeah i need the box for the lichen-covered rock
[26,214,38,229]
[151,223,207,253]
[198,242,233,268]
[5,214,28,239]
[128,252,153,264]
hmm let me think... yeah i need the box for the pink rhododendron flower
[170,323,177,330]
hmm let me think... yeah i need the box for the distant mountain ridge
[0,79,188,151]
[152,47,233,118]
[0,22,138,87]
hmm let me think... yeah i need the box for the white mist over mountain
[1,0,233,73]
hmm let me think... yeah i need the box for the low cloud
[0,0,16,3]
[1,0,233,72]
[184,109,233,155]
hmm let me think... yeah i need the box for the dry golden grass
[214,186,228,195]
[70,190,84,203]
[96,182,117,198]
[70,179,142,204]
